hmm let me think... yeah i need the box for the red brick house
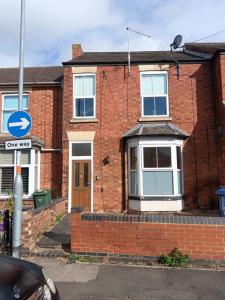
[1,43,225,213]
[0,67,63,209]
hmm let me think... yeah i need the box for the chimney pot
[72,44,83,58]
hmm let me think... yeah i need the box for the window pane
[4,95,28,109]
[72,143,91,156]
[75,76,84,97]
[22,95,29,109]
[143,97,155,115]
[34,166,38,190]
[21,167,29,194]
[4,95,18,109]
[152,74,167,94]
[75,76,95,97]
[130,171,138,195]
[3,112,12,131]
[0,151,14,164]
[158,171,173,195]
[84,163,89,187]
[142,74,167,95]
[1,167,14,194]
[143,171,157,195]
[157,147,171,168]
[177,170,182,194]
[177,147,181,169]
[20,150,30,164]
[155,97,167,115]
[84,98,94,116]
[130,147,137,170]
[84,76,95,95]
[76,98,85,116]
[75,163,80,187]
[144,147,157,168]
[35,151,38,165]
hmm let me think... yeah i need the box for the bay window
[0,149,40,197]
[73,74,95,118]
[141,72,168,117]
[128,141,183,197]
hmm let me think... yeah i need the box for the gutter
[0,82,62,86]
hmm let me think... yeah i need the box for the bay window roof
[123,123,188,139]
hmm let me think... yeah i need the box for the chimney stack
[72,44,83,58]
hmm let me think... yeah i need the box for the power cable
[190,29,225,43]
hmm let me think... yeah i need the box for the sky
[0,0,225,67]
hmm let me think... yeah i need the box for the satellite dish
[170,35,182,50]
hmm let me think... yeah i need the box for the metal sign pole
[12,0,25,258]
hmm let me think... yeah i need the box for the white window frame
[0,149,40,198]
[128,138,183,197]
[1,93,29,133]
[73,74,96,119]
[68,141,94,213]
[128,146,139,196]
[140,71,169,117]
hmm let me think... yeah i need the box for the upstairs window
[141,72,168,117]
[2,94,29,132]
[74,74,95,118]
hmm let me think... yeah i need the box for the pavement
[29,257,225,300]
[36,215,70,251]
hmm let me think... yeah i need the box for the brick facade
[71,212,225,261]
[0,85,62,201]
[63,61,219,211]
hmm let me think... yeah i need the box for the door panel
[72,160,91,211]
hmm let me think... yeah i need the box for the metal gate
[0,210,12,254]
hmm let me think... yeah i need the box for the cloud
[0,0,225,67]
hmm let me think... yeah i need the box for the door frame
[68,141,93,213]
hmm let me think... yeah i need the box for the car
[0,255,60,299]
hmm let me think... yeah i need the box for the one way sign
[7,110,32,138]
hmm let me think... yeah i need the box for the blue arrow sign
[7,111,32,138]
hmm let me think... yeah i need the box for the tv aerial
[170,34,183,78]
[126,27,151,75]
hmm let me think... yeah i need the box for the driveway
[30,257,225,300]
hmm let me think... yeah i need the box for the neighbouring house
[0,67,63,209]
[1,43,225,213]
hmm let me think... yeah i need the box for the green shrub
[159,247,189,267]
[67,254,101,264]
[55,213,63,224]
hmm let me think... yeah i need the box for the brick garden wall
[22,198,67,251]
[71,212,225,261]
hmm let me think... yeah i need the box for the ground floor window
[128,140,183,197]
[0,149,40,196]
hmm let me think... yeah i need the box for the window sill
[70,118,99,124]
[128,195,183,201]
[139,117,172,122]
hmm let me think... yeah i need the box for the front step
[36,214,71,252]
